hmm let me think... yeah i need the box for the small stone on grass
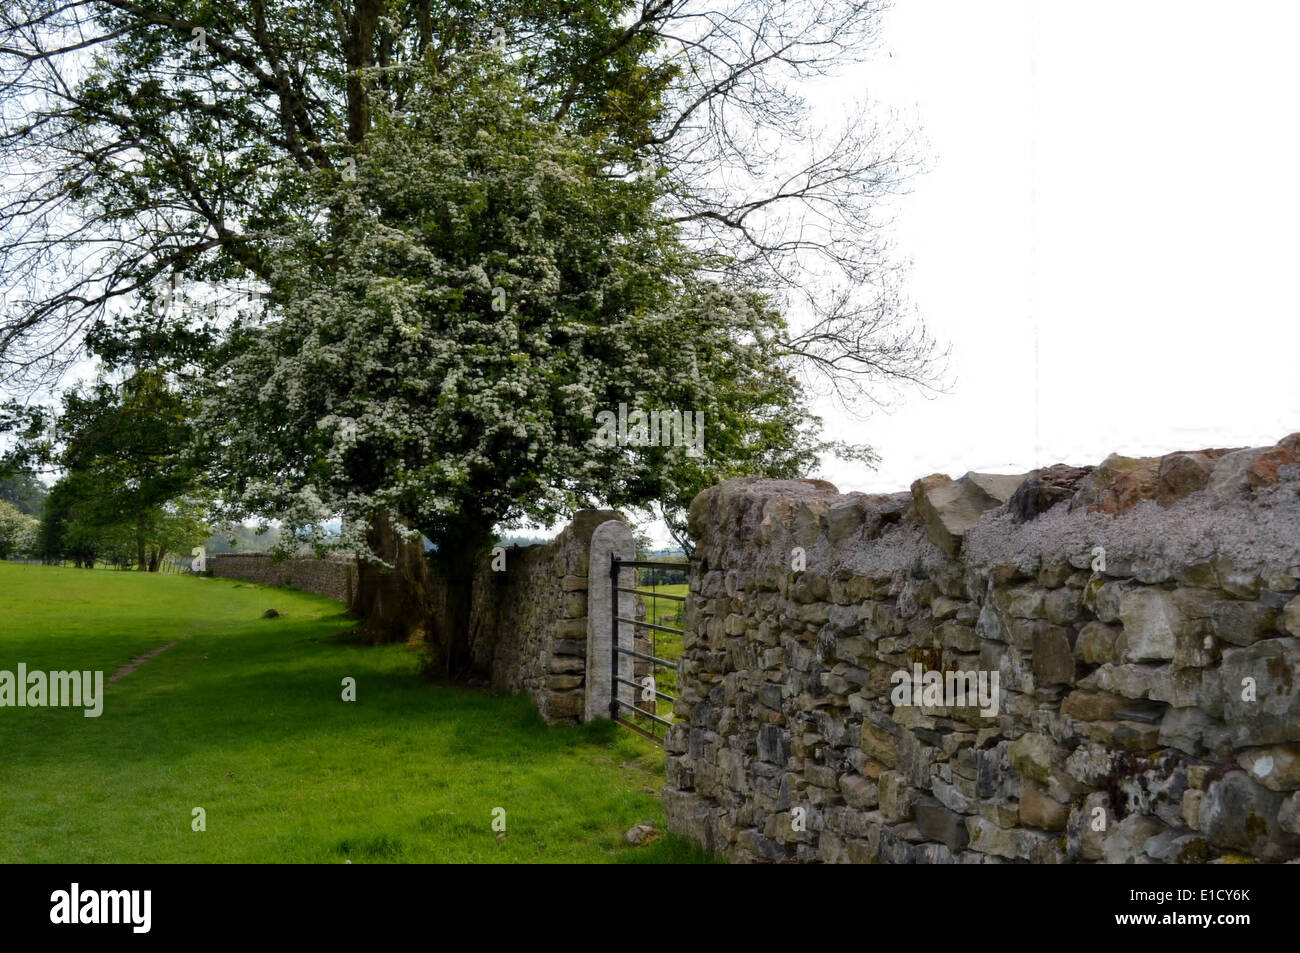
[626,822,658,846]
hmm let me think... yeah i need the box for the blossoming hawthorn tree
[2,0,937,403]
[200,53,848,671]
[1,1,942,673]
[0,499,39,559]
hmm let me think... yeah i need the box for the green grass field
[0,561,713,863]
[643,582,686,702]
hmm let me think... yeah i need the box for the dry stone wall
[210,511,637,724]
[209,552,357,605]
[468,510,624,722]
[664,433,1300,864]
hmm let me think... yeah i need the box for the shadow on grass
[3,612,642,780]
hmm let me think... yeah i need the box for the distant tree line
[636,549,689,587]
[2,328,211,570]
[204,524,286,555]
[0,472,45,517]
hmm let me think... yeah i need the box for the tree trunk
[136,514,146,572]
[425,522,494,679]
[351,511,436,647]
[343,0,384,144]
[349,512,493,679]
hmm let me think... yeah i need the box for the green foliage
[0,472,47,517]
[36,478,97,566]
[34,368,209,568]
[0,0,683,380]
[204,52,839,560]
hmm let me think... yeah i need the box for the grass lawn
[0,561,713,863]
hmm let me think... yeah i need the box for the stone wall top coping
[687,433,1300,580]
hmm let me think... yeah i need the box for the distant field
[611,580,688,738]
[0,562,713,863]
[643,582,687,703]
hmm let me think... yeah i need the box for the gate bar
[611,559,690,569]
[612,717,664,744]
[615,616,684,636]
[615,586,686,602]
[614,645,680,669]
[614,675,677,703]
[612,699,673,728]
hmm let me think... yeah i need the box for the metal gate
[609,556,687,745]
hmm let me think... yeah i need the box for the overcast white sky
[809,0,1300,496]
